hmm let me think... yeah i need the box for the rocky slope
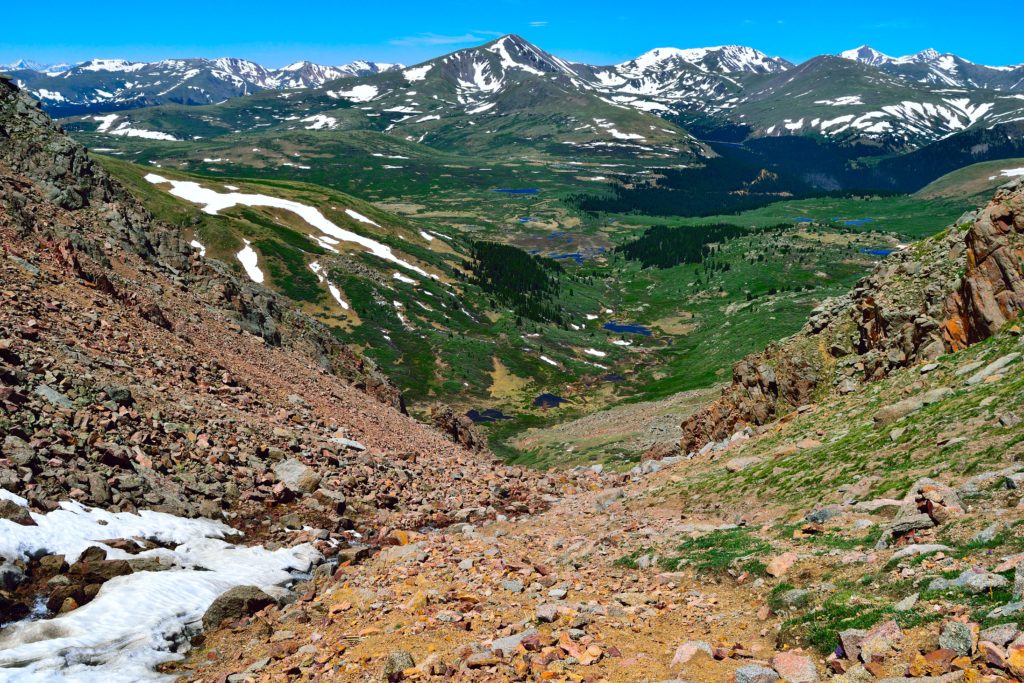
[680,180,1024,455]
[0,74,577,670]
[162,183,1024,683]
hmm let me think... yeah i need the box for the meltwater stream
[0,489,319,682]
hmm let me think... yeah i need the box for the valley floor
[176,328,1024,683]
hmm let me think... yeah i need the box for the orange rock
[766,552,798,578]
[1007,641,1024,677]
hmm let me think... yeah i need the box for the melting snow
[188,239,206,256]
[301,114,337,130]
[236,239,264,283]
[309,261,350,309]
[393,272,416,285]
[326,84,378,102]
[92,113,119,132]
[344,209,379,227]
[0,491,318,682]
[143,175,428,278]
[990,167,1024,180]
[814,96,864,106]
[583,348,607,358]
[403,64,433,82]
[109,126,178,141]
[540,355,560,367]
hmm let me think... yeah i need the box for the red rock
[771,651,819,682]
[671,641,713,666]
[766,552,798,578]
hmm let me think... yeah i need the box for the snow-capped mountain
[0,59,77,74]
[575,46,789,115]
[838,46,1024,91]
[19,35,1024,157]
[723,55,1024,150]
[3,57,404,116]
[638,46,792,75]
[273,60,402,88]
[838,46,893,67]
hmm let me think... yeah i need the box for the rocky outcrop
[680,182,1024,455]
[944,179,1024,348]
[431,404,487,452]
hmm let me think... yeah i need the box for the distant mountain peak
[622,45,790,74]
[482,33,579,77]
[838,45,894,66]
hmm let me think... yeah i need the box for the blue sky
[4,0,1022,68]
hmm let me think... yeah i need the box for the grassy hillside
[915,157,1024,200]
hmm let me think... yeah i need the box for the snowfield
[236,239,264,283]
[144,174,429,278]
[0,490,318,682]
[326,84,378,103]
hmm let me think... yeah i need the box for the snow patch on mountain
[327,84,378,102]
[403,64,433,82]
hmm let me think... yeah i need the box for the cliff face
[680,180,1024,454]
[944,181,1024,348]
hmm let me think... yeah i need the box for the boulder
[202,585,276,631]
[430,404,486,452]
[671,640,713,666]
[766,552,798,578]
[938,621,977,656]
[0,499,35,526]
[735,664,780,683]
[771,651,819,682]
[858,620,903,662]
[979,623,1019,647]
[272,458,321,495]
[491,628,537,657]
[382,650,415,680]
[928,568,1008,594]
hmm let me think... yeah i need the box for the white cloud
[529,21,548,27]
[390,32,492,47]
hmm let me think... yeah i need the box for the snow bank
[403,64,433,82]
[236,239,264,283]
[0,492,318,682]
[309,261,350,310]
[143,175,428,278]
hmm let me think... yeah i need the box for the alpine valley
[2,26,1024,683]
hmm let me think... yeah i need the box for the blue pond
[603,374,626,383]
[603,321,652,336]
[833,217,875,226]
[551,252,584,265]
[533,393,570,409]
[493,188,540,195]
[518,216,533,223]
[859,248,896,256]
[466,408,513,423]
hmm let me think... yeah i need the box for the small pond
[603,321,652,336]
